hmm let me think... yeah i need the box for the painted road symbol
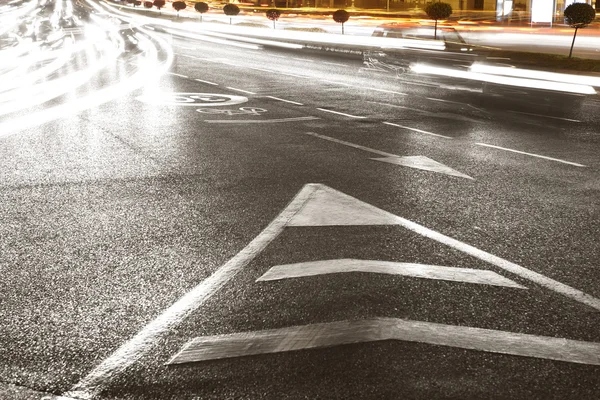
[196,107,268,116]
[166,184,600,367]
[136,92,248,107]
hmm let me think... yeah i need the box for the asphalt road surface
[1,3,600,400]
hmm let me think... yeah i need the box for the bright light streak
[411,63,596,95]
[0,27,173,136]
[163,28,262,50]
[470,63,600,88]
[171,25,303,50]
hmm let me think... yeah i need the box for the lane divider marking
[475,143,586,167]
[266,96,304,106]
[383,122,452,139]
[226,87,256,95]
[194,79,218,86]
[316,108,366,119]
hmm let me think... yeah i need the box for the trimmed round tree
[424,2,452,40]
[133,0,141,6]
[564,2,596,58]
[143,1,153,8]
[266,9,281,29]
[332,9,349,35]
[223,3,240,25]
[172,1,186,16]
[194,2,209,22]
[153,0,165,13]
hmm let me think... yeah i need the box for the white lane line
[320,80,353,87]
[316,108,366,119]
[257,259,526,289]
[426,97,484,111]
[323,61,346,67]
[286,184,600,312]
[475,143,586,167]
[508,110,581,123]
[168,318,600,365]
[305,132,394,157]
[65,186,317,400]
[226,87,256,95]
[369,88,408,96]
[167,72,188,78]
[265,96,304,106]
[195,79,218,86]
[247,66,275,73]
[383,122,452,139]
[205,116,319,124]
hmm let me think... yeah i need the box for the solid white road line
[316,108,366,119]
[65,186,318,400]
[508,110,581,123]
[168,318,600,365]
[195,79,218,86]
[476,143,586,167]
[257,259,527,289]
[167,72,188,79]
[383,122,452,139]
[205,116,319,124]
[226,87,256,95]
[266,96,304,106]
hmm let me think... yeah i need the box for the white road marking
[426,97,483,111]
[226,87,256,95]
[476,143,586,167]
[316,108,366,119]
[305,131,402,158]
[285,184,600,312]
[383,122,452,139]
[508,110,581,123]
[168,318,600,365]
[369,88,408,96]
[320,80,354,87]
[371,155,473,179]
[257,259,526,289]
[205,116,319,124]
[167,72,188,79]
[266,96,304,106]
[323,61,346,67]
[195,79,218,86]
[247,66,275,73]
[64,186,318,400]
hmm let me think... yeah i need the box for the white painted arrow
[371,155,473,179]
[257,259,526,289]
[168,318,600,366]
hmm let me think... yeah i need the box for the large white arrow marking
[371,155,474,179]
[257,259,526,289]
[168,318,600,366]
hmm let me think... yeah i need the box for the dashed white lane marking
[65,186,318,400]
[508,110,581,123]
[266,96,304,106]
[168,318,600,365]
[205,116,319,124]
[226,87,256,95]
[383,122,452,139]
[475,143,587,167]
[257,259,526,289]
[195,79,218,86]
[316,108,366,119]
[167,72,188,78]
[304,131,404,157]
[369,88,408,96]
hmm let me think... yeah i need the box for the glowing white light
[411,63,596,95]
[470,63,600,88]
[531,0,554,23]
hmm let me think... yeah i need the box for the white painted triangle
[288,184,403,226]
[371,155,474,180]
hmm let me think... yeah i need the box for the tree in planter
[223,3,240,25]
[194,2,209,22]
[143,1,153,8]
[172,1,186,16]
[153,0,165,13]
[564,2,596,58]
[266,9,281,29]
[424,2,452,40]
[332,9,349,35]
[133,0,141,6]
